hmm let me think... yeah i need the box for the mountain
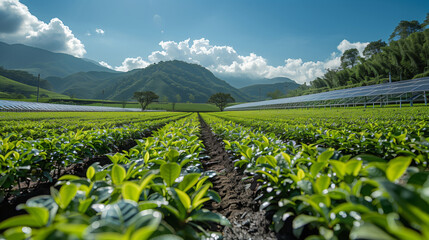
[220,76,298,88]
[0,67,53,90]
[47,60,252,102]
[239,78,301,100]
[0,41,115,78]
[0,75,68,99]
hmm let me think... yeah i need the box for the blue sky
[1,0,428,83]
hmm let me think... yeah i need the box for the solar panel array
[0,100,142,112]
[226,77,429,110]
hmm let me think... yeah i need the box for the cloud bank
[0,0,86,57]
[103,38,368,84]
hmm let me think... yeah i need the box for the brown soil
[198,114,277,240]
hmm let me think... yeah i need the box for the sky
[0,0,428,84]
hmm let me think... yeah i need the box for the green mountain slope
[48,61,252,103]
[0,41,115,78]
[240,79,301,100]
[0,75,69,99]
[0,67,53,90]
[221,76,298,88]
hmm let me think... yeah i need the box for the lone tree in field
[208,93,235,111]
[133,91,159,111]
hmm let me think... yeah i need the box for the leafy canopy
[340,48,359,69]
[133,91,159,111]
[208,92,235,111]
[389,20,423,41]
[363,40,387,59]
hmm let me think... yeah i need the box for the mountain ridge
[0,41,115,78]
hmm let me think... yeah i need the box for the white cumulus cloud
[0,0,86,57]
[114,57,150,72]
[101,38,369,84]
[337,39,369,57]
[98,61,112,69]
[95,28,104,35]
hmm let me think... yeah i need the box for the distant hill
[220,76,298,88]
[0,41,115,78]
[0,75,69,99]
[0,67,52,90]
[240,79,301,100]
[47,60,252,102]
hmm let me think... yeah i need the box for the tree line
[288,13,429,97]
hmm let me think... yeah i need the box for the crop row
[201,113,429,240]
[0,114,229,239]
[209,108,429,166]
[0,112,185,139]
[0,113,188,200]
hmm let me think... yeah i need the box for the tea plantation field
[0,107,428,240]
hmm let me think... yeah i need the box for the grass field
[0,75,69,99]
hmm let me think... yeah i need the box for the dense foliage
[288,18,429,97]
[203,107,429,239]
[0,113,231,239]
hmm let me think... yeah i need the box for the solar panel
[227,77,429,110]
[0,100,143,112]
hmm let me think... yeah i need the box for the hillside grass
[0,75,69,99]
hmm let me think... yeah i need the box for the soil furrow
[198,114,277,240]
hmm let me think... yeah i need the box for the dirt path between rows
[198,114,277,240]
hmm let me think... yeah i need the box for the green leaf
[330,202,370,214]
[58,175,81,181]
[329,160,346,179]
[315,175,331,194]
[160,162,181,187]
[59,183,78,209]
[122,182,141,202]
[166,149,180,162]
[130,210,162,240]
[378,180,429,227]
[111,165,126,185]
[55,223,87,238]
[192,184,210,209]
[345,159,362,176]
[310,161,327,177]
[207,190,221,203]
[86,166,96,180]
[101,200,140,227]
[297,169,305,181]
[18,206,49,225]
[318,149,334,162]
[386,156,412,182]
[175,188,191,210]
[281,152,291,165]
[144,152,150,164]
[292,215,324,229]
[350,223,395,240]
[0,215,44,229]
[189,209,230,226]
[178,173,201,192]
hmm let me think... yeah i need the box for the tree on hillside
[341,48,359,69]
[208,93,235,111]
[389,20,422,41]
[363,40,387,59]
[133,91,159,111]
